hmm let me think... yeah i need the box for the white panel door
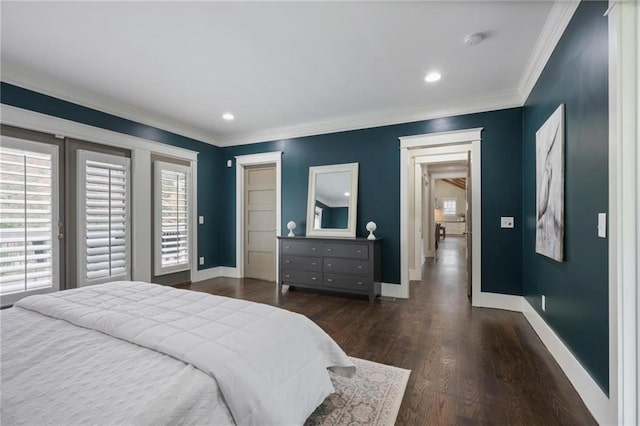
[244,164,276,282]
[0,137,60,306]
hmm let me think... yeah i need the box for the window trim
[154,161,192,276]
[77,149,131,287]
[0,136,60,306]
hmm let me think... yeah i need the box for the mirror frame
[306,162,359,238]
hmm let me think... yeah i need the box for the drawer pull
[285,246,290,249]
[327,263,332,267]
[285,260,290,263]
[357,265,363,269]
[311,262,317,266]
[312,276,317,281]
[327,248,332,252]
[312,247,317,251]
[327,278,333,283]
[357,250,362,253]
[357,281,363,285]
[285,274,290,278]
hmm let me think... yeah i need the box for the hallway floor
[183,236,596,425]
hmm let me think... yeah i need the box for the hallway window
[443,198,457,215]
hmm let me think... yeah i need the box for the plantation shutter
[0,137,60,306]
[77,150,130,286]
[154,161,190,275]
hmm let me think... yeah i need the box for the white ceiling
[1,1,560,147]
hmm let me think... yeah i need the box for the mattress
[1,281,355,425]
[1,306,234,425]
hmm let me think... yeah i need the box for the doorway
[0,124,131,306]
[234,152,282,283]
[398,128,482,303]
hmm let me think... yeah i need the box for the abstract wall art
[535,104,565,262]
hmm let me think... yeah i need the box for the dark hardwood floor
[180,237,596,425]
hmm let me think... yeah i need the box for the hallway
[184,238,596,425]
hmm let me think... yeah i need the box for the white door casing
[397,128,485,303]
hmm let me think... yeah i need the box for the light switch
[500,217,514,229]
[199,257,205,266]
[226,160,232,168]
[199,215,205,225]
[598,213,607,238]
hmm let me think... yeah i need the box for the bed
[0,281,355,425]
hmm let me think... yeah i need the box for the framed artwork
[535,104,565,262]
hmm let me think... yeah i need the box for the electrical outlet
[226,160,232,168]
[199,215,205,225]
[542,295,546,312]
[199,257,204,266]
[500,217,514,228]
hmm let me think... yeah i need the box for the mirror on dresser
[305,163,358,238]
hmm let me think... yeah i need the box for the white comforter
[5,281,355,425]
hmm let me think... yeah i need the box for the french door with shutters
[77,150,131,287]
[0,137,60,306]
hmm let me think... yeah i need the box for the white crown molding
[1,0,578,149]
[517,0,581,103]
[219,90,521,146]
[1,63,220,146]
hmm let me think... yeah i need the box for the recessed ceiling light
[464,33,484,46]
[222,113,234,121]
[425,72,442,83]
[344,192,350,197]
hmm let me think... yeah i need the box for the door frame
[608,0,639,423]
[235,151,282,283]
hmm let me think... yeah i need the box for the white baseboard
[472,291,525,312]
[409,268,421,281]
[381,282,408,299]
[521,299,612,425]
[220,267,240,278]
[425,250,435,258]
[192,266,239,282]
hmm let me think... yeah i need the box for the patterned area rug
[306,357,411,426]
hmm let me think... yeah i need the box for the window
[443,198,457,215]
[77,150,130,287]
[154,162,190,275]
[0,137,59,305]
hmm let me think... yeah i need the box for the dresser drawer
[323,258,368,276]
[324,273,368,292]
[281,270,322,286]
[281,255,321,272]
[281,240,322,256]
[322,243,368,260]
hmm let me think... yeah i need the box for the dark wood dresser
[277,236,381,302]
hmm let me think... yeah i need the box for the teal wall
[0,82,223,271]
[220,107,523,290]
[522,1,609,393]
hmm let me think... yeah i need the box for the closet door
[0,136,60,306]
[76,150,131,287]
